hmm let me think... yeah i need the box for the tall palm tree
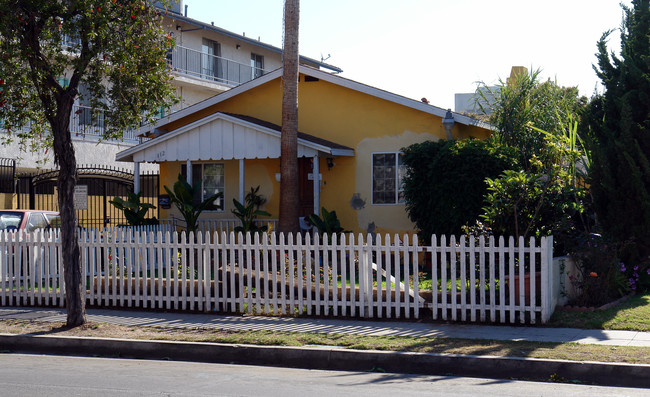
[279,0,300,234]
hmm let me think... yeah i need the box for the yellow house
[116,65,490,235]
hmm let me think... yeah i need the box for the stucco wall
[0,136,156,172]
[155,73,490,235]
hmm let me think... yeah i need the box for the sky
[183,0,629,110]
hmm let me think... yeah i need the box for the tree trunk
[52,102,86,327]
[279,0,301,235]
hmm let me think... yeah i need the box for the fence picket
[296,233,304,315]
[479,236,487,322]
[431,235,437,320]
[499,236,506,323]
[403,234,411,319]
[518,236,525,323]
[459,236,467,321]
[305,233,312,316]
[489,236,496,321]
[288,233,296,315]
[412,235,420,319]
[252,232,261,314]
[508,236,515,323]
[331,234,338,316]
[440,235,447,320]
[449,235,457,321]
[375,234,383,319]
[245,232,253,314]
[530,236,536,324]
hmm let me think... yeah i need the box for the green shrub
[163,174,222,236]
[568,234,633,306]
[232,186,271,235]
[308,207,349,241]
[109,191,158,226]
[401,139,518,240]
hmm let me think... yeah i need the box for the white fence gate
[0,229,555,323]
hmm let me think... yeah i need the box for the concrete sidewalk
[2,306,649,347]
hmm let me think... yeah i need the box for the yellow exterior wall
[155,74,490,235]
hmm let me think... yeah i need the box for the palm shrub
[164,174,222,236]
[309,207,349,242]
[232,186,271,235]
[109,191,158,226]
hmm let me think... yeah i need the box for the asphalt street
[0,354,646,397]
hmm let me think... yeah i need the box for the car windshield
[0,212,24,230]
[45,214,61,228]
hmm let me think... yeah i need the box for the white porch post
[239,159,245,203]
[313,155,320,215]
[133,162,141,194]
[186,160,192,185]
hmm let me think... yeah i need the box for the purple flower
[634,265,639,271]
[647,269,650,275]
[620,263,627,272]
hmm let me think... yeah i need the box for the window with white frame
[181,163,225,211]
[372,152,406,204]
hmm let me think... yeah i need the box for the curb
[1,334,649,388]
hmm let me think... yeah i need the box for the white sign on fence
[74,185,88,210]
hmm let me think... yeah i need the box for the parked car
[0,210,61,233]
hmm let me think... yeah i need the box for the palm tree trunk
[279,0,300,234]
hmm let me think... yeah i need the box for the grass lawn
[548,293,650,331]
[0,319,648,365]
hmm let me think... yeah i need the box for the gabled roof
[116,112,354,163]
[141,65,491,138]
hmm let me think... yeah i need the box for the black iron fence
[16,165,158,228]
[0,158,16,194]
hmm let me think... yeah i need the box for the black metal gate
[16,165,158,228]
[0,158,16,194]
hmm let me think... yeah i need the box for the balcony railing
[70,105,145,142]
[168,45,266,87]
[1,105,146,143]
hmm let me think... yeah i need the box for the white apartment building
[0,1,341,174]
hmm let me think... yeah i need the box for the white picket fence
[429,235,554,324]
[0,229,555,323]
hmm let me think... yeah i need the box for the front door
[298,157,314,218]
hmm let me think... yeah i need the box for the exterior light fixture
[442,109,455,140]
[326,157,334,169]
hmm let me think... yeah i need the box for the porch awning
[116,112,354,163]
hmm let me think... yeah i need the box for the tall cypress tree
[588,0,650,259]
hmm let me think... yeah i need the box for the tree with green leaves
[0,0,176,326]
[587,0,650,262]
[477,68,585,171]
